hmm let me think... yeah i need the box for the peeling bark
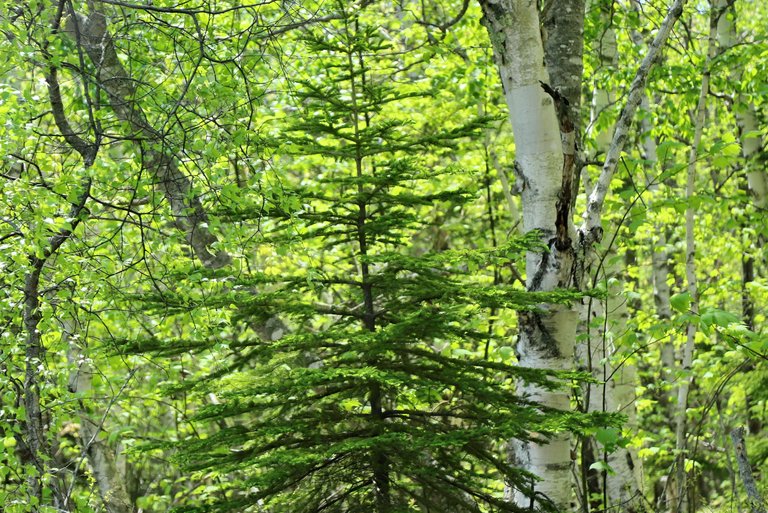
[479,1,687,510]
[479,2,576,509]
[542,0,585,137]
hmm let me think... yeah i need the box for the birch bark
[479,2,576,509]
[479,0,686,510]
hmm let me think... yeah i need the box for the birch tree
[478,0,686,509]
[582,3,645,509]
[715,0,767,332]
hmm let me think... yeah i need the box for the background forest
[0,0,766,512]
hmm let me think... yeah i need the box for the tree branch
[580,0,686,244]
[63,6,231,269]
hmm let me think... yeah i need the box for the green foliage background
[0,0,766,511]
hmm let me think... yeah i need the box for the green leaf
[670,292,691,313]
[589,460,615,474]
[700,308,740,328]
[595,427,620,448]
[498,346,515,361]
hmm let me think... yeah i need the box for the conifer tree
[116,6,611,513]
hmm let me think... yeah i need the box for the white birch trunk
[64,320,133,513]
[716,0,765,339]
[715,0,768,210]
[599,279,644,511]
[479,2,576,510]
[480,1,685,510]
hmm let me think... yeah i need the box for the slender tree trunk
[627,1,676,425]
[65,319,134,513]
[629,10,679,505]
[715,0,766,450]
[21,182,92,509]
[715,0,768,212]
[63,6,230,269]
[22,267,49,506]
[673,10,716,512]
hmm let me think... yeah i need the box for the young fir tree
[116,7,612,513]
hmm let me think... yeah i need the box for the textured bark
[731,427,768,513]
[479,1,576,510]
[63,7,231,269]
[479,1,687,510]
[22,268,48,504]
[16,43,99,506]
[542,0,585,136]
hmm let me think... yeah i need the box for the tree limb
[580,0,686,244]
[63,6,231,269]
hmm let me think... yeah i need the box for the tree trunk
[716,0,768,212]
[479,2,577,509]
[65,318,134,513]
[673,10,716,512]
[63,6,230,269]
[715,0,766,334]
[480,1,685,510]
